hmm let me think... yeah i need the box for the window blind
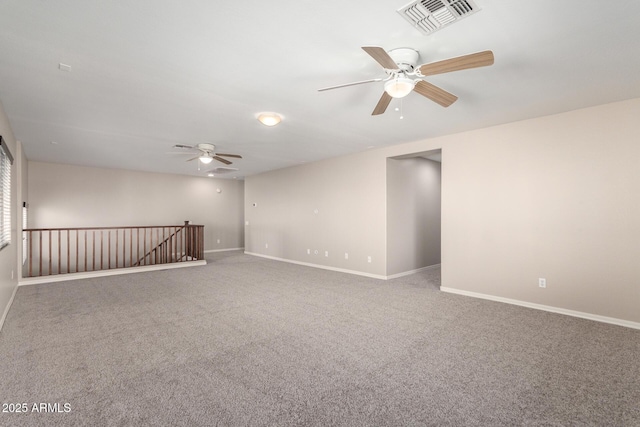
[0,136,14,251]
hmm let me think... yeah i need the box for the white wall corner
[0,283,18,332]
[386,263,441,280]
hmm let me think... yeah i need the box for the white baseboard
[244,252,387,280]
[386,263,441,280]
[0,283,19,332]
[440,287,640,330]
[18,260,207,286]
[204,247,244,254]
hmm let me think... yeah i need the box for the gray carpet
[0,251,638,426]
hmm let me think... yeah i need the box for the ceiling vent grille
[397,0,480,35]
[207,167,238,175]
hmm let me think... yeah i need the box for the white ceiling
[1,1,639,179]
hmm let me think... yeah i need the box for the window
[0,136,14,251]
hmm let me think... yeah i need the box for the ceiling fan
[318,46,494,115]
[170,143,242,165]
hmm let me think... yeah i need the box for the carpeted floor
[0,251,638,426]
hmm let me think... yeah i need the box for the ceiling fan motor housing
[387,48,419,72]
[197,143,215,152]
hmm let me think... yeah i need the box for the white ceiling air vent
[397,0,480,35]
[207,167,238,174]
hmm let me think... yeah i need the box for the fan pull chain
[395,98,404,119]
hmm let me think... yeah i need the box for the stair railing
[23,222,204,278]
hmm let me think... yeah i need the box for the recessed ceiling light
[58,63,71,72]
[50,141,58,145]
[207,173,214,177]
[257,112,282,127]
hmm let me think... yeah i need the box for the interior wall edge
[0,281,18,332]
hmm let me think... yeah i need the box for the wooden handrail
[24,225,204,232]
[23,222,204,278]
[134,224,185,266]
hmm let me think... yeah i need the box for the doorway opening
[386,149,442,286]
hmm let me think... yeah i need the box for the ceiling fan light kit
[198,154,213,164]
[384,76,415,98]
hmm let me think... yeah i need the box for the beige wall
[28,162,245,251]
[245,151,387,276]
[434,99,640,323]
[246,98,640,323]
[0,100,20,326]
[387,157,441,276]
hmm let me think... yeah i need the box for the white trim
[244,251,387,280]
[0,283,19,332]
[440,287,640,330]
[386,263,441,280]
[18,260,207,286]
[204,247,244,254]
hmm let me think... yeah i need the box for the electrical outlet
[265,243,268,249]
[344,253,349,260]
[216,239,221,244]
[539,278,546,288]
[307,249,310,255]
[367,256,372,263]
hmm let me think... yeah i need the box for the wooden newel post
[184,221,192,259]
[197,225,204,260]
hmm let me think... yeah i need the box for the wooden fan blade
[372,91,393,116]
[362,46,398,70]
[418,50,494,77]
[413,80,458,107]
[215,153,242,159]
[186,155,200,162]
[318,78,383,92]
[213,156,232,165]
